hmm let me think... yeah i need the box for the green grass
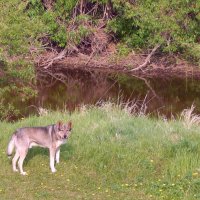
[1,105,200,199]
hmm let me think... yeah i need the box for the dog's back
[7,126,54,155]
[15,126,54,148]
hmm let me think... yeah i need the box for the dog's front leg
[55,148,60,164]
[49,148,56,173]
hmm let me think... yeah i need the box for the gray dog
[7,121,72,175]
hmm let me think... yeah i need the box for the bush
[0,0,45,120]
[108,0,200,56]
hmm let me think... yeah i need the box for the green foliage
[26,0,91,47]
[0,0,45,55]
[0,60,37,121]
[5,0,199,60]
[27,0,45,17]
[66,15,92,45]
[116,43,132,57]
[54,0,77,20]
[183,43,200,65]
[0,0,43,120]
[109,0,200,55]
[0,99,20,121]
[39,10,67,47]
[2,0,200,60]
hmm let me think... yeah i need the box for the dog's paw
[21,172,27,176]
[13,169,18,172]
[51,168,57,173]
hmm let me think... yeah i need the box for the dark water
[30,68,200,118]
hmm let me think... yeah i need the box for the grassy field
[1,104,200,199]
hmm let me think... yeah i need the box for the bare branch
[131,44,160,71]
[39,48,68,69]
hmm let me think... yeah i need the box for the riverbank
[1,105,200,199]
[36,48,200,80]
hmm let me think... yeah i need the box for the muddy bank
[37,52,200,79]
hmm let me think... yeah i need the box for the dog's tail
[7,133,16,157]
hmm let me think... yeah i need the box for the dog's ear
[55,121,63,131]
[67,121,72,131]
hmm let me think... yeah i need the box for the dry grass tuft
[180,104,200,129]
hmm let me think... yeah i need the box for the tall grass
[181,105,200,129]
[1,104,200,199]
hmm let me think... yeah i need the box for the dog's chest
[56,140,66,148]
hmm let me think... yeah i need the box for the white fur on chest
[56,140,66,148]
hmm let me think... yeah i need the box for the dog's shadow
[23,144,74,165]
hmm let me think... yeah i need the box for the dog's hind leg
[18,149,28,175]
[12,151,19,172]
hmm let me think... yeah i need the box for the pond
[30,68,200,118]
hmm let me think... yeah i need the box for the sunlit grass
[1,104,200,199]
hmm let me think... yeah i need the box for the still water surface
[33,69,200,117]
